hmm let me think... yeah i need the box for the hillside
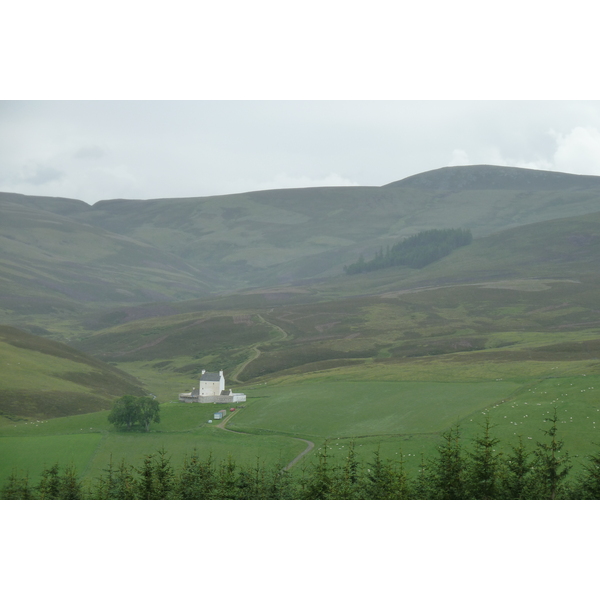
[3,165,600,321]
[0,325,146,419]
[4,167,600,485]
[70,209,600,386]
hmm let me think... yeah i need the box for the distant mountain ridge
[2,165,600,317]
[384,165,600,191]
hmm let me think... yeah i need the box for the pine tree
[364,446,400,499]
[303,442,333,499]
[60,464,83,500]
[574,445,600,499]
[177,450,216,500]
[37,463,62,499]
[413,453,433,500]
[500,436,536,499]
[431,425,466,500]
[1,469,34,500]
[466,416,502,499]
[532,408,571,500]
[331,441,363,499]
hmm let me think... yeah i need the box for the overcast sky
[3,100,600,204]
[3,3,599,206]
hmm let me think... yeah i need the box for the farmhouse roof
[200,371,222,381]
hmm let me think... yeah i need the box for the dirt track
[216,409,314,470]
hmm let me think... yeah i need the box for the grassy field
[234,380,520,438]
[3,361,600,485]
[0,402,307,486]
[0,326,146,418]
[5,171,600,488]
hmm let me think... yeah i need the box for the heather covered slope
[72,210,600,388]
[0,193,219,318]
[0,325,146,419]
[3,166,600,319]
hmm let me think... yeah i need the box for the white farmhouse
[179,370,246,404]
[199,370,225,396]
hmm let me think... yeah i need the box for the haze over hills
[2,165,600,411]
[5,164,600,487]
[3,165,600,322]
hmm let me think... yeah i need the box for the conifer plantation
[344,228,473,274]
[4,413,600,500]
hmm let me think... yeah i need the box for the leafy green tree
[107,395,139,431]
[107,395,160,432]
[138,396,160,432]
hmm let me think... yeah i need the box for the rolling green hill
[0,325,146,419]
[4,165,600,322]
[4,165,600,486]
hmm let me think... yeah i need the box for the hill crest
[384,165,600,191]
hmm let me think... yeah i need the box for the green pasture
[83,428,306,483]
[0,340,99,393]
[284,372,600,476]
[0,433,102,485]
[0,402,306,486]
[456,373,600,461]
[231,380,521,438]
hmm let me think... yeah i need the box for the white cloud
[448,149,471,166]
[550,127,600,175]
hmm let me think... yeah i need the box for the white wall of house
[199,370,225,396]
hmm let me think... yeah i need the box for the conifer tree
[331,441,363,499]
[532,408,571,500]
[365,446,399,499]
[303,442,333,499]
[37,463,62,500]
[574,445,600,499]
[500,436,536,499]
[1,469,34,500]
[413,453,433,500]
[466,416,502,499]
[177,450,216,500]
[431,425,466,500]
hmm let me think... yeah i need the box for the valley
[3,164,600,496]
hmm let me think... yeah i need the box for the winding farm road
[230,315,288,383]
[224,316,314,469]
[283,438,315,471]
[215,408,314,471]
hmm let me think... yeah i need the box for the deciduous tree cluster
[107,395,160,432]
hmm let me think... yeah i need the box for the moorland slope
[3,165,600,320]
